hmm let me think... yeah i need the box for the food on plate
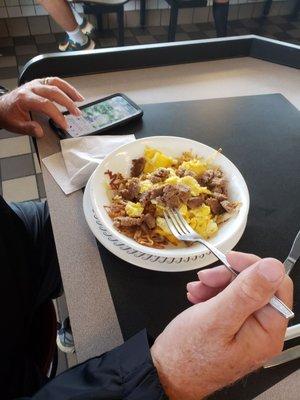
[105,147,240,248]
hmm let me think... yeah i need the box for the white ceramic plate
[89,136,250,260]
[83,177,247,272]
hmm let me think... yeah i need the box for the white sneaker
[59,36,95,52]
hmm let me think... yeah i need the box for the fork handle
[195,239,294,320]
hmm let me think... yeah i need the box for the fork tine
[163,211,182,240]
[169,208,189,234]
[166,209,185,236]
[174,208,195,235]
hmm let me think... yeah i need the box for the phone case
[49,93,143,139]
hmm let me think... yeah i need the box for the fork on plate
[164,208,294,320]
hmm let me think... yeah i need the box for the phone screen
[66,95,140,137]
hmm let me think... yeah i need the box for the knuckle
[17,91,27,101]
[41,97,50,106]
[238,277,263,304]
[51,77,60,85]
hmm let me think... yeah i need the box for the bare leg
[213,0,229,37]
[38,0,77,32]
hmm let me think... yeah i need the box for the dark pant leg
[11,200,62,307]
[0,197,62,399]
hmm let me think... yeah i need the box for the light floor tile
[2,175,39,202]
[0,136,31,158]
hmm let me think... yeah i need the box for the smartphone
[49,93,143,138]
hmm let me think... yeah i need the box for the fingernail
[258,259,284,282]
[78,94,84,101]
[186,282,197,291]
[75,108,82,116]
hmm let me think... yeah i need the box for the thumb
[210,258,285,334]
[15,121,44,138]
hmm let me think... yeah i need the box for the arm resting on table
[30,330,167,400]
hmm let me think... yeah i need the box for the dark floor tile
[99,38,118,47]
[261,24,283,34]
[0,66,18,79]
[250,28,265,35]
[0,154,35,181]
[256,17,275,26]
[288,38,300,45]
[174,26,184,33]
[0,129,20,139]
[136,35,157,44]
[187,31,209,40]
[37,42,59,53]
[35,33,56,44]
[269,16,290,24]
[147,26,167,35]
[0,37,14,47]
[196,22,214,30]
[181,24,200,33]
[124,37,139,46]
[54,32,66,42]
[97,29,116,39]
[242,19,261,29]
[129,27,150,36]
[14,36,35,46]
[203,29,216,38]
[15,44,38,56]
[17,54,37,67]
[153,34,168,43]
[286,28,300,38]
[231,28,251,36]
[277,22,297,31]
[113,28,133,38]
[273,31,294,41]
[175,32,191,41]
[36,173,46,198]
[0,46,15,56]
[229,20,245,29]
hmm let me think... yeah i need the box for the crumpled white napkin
[42,134,135,195]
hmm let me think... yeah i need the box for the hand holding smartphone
[49,93,143,138]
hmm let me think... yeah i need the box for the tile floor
[0,13,299,375]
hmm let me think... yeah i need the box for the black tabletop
[96,93,300,399]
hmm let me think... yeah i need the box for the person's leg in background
[213,0,229,37]
[0,197,62,399]
[37,0,95,51]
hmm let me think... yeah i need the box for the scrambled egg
[139,179,153,193]
[188,205,218,238]
[156,204,218,241]
[123,148,219,242]
[125,201,144,217]
[144,147,176,173]
[165,175,211,196]
[155,217,179,245]
[179,204,218,239]
[180,159,207,175]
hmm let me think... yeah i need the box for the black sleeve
[32,330,168,400]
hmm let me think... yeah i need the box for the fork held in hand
[164,208,294,320]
